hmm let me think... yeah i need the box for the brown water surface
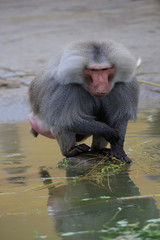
[0,109,160,240]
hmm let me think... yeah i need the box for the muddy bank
[0,0,160,123]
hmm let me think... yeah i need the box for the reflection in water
[6,176,26,185]
[0,110,160,240]
[0,124,29,185]
[39,167,158,240]
[147,108,160,135]
[0,124,20,154]
[3,166,30,175]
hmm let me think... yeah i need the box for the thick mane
[104,41,137,84]
[55,40,136,86]
[56,46,88,85]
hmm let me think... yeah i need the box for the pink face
[84,66,115,98]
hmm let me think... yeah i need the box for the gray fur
[29,40,139,161]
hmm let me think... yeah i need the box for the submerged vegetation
[102,219,160,240]
[57,153,126,179]
[57,218,160,239]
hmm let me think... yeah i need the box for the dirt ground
[0,0,160,123]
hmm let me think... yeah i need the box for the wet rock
[57,152,127,176]
[57,152,107,175]
[58,153,105,168]
[57,152,111,170]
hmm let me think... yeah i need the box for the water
[0,109,160,240]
